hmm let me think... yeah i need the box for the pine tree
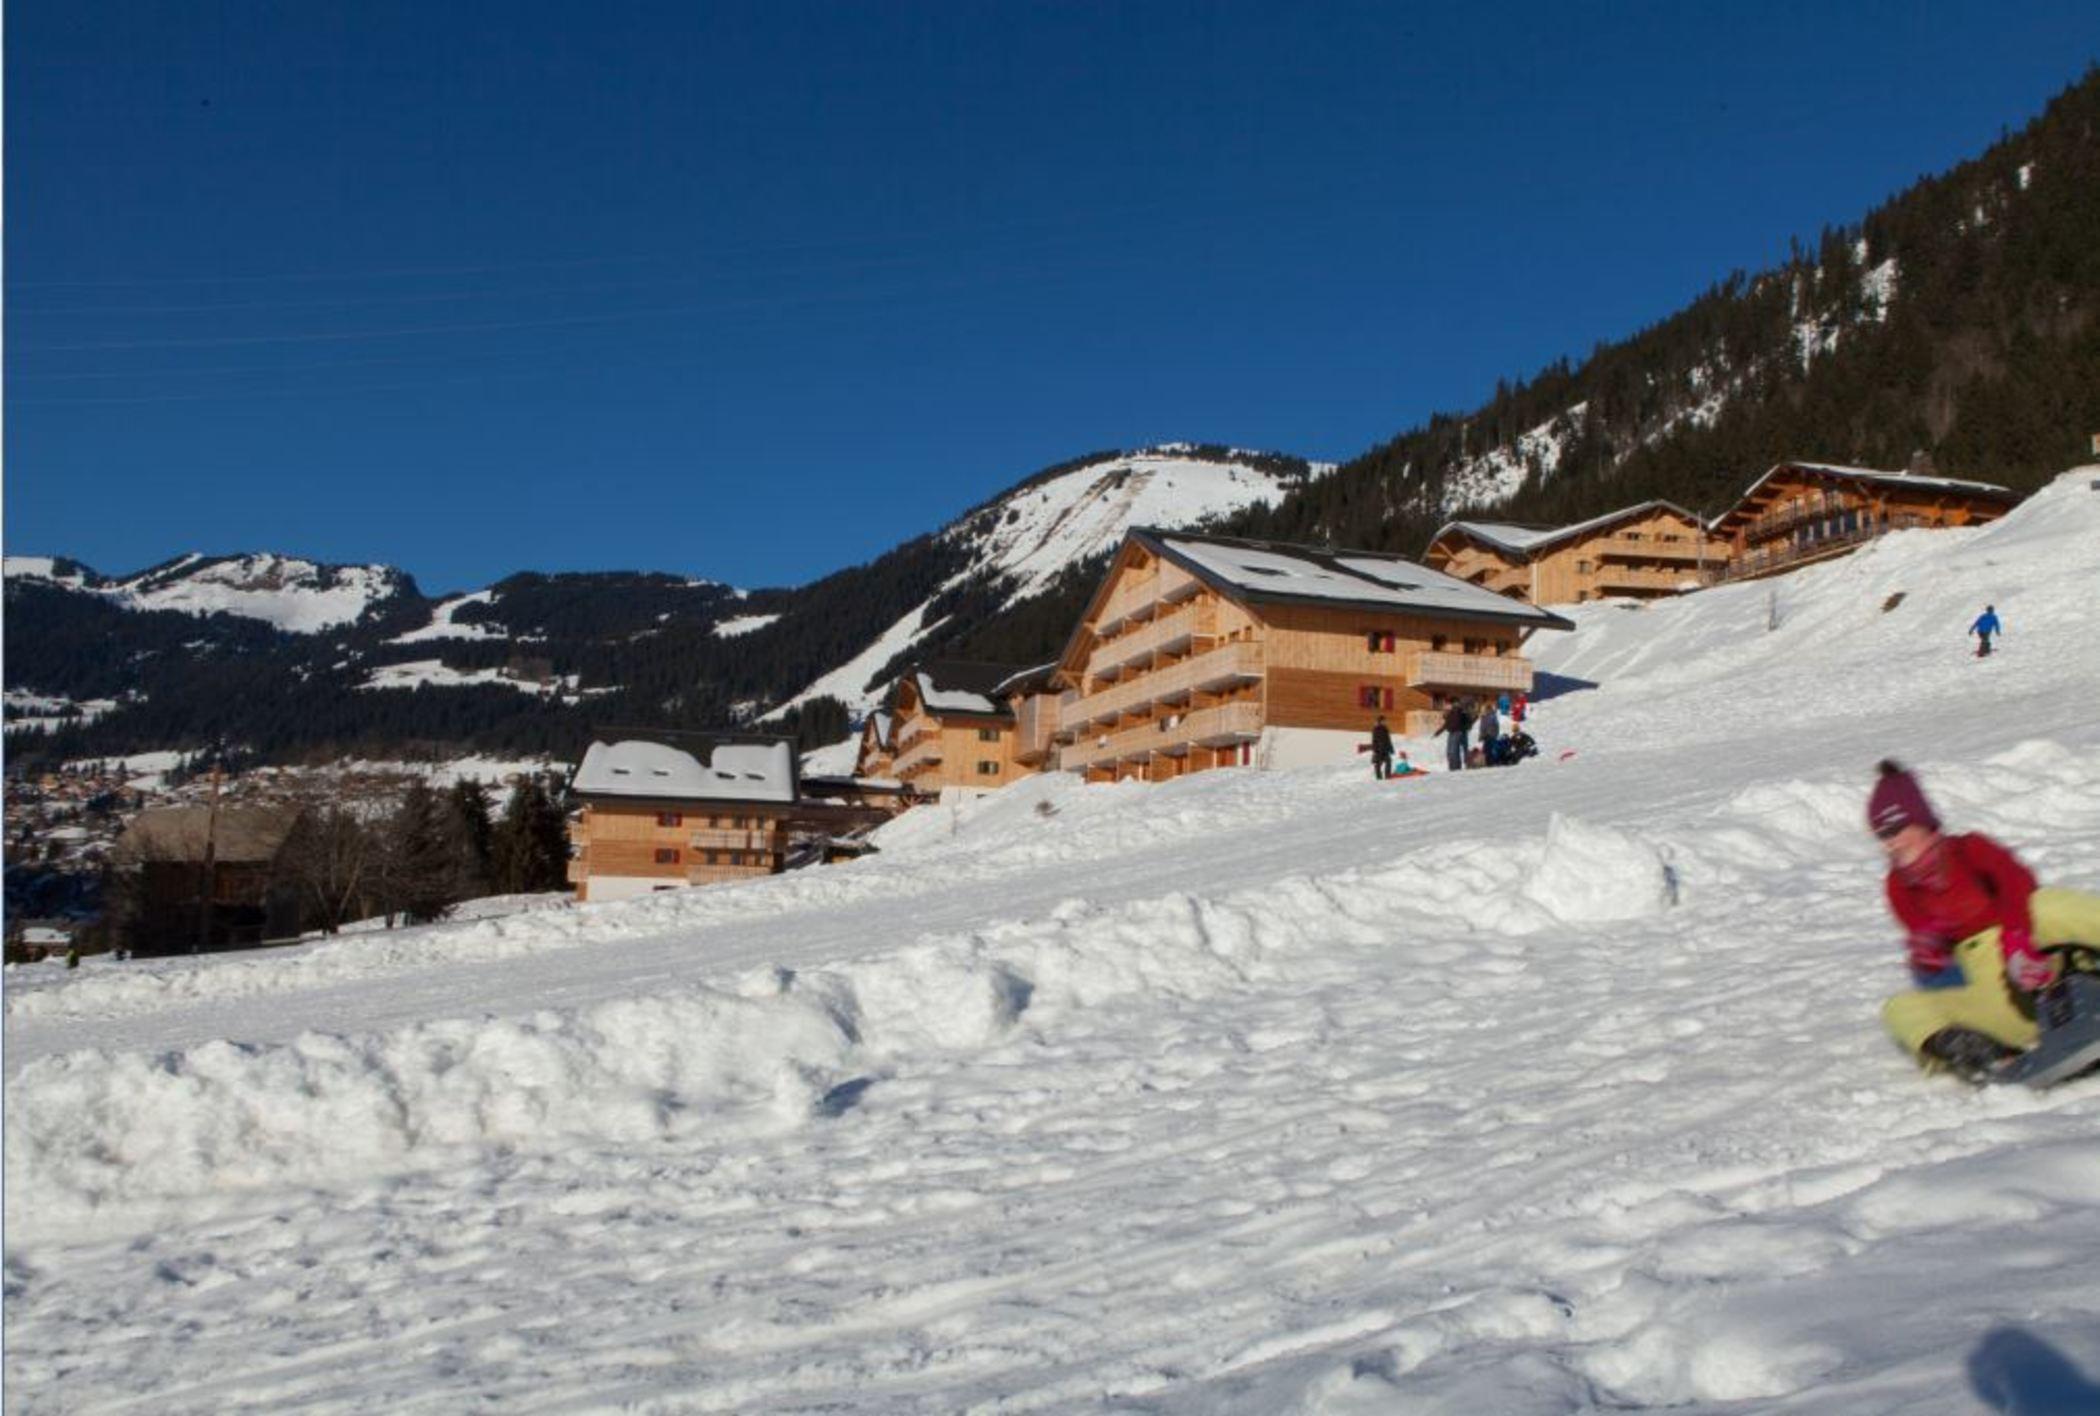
[447,779,495,898]
[492,775,571,894]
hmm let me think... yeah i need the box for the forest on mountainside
[9,72,2097,767]
[942,69,2100,672]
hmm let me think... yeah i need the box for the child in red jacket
[1873,760,2100,1078]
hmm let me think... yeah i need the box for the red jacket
[1885,832,2036,970]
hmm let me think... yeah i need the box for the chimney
[1906,449,1937,478]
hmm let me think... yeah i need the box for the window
[1365,630,1396,653]
[704,849,720,866]
[977,760,1000,776]
[654,847,680,864]
[1463,638,1485,655]
[1431,634,1449,652]
[978,728,999,741]
[656,812,683,828]
[1358,685,1393,710]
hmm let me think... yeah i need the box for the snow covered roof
[1429,502,1707,561]
[114,806,304,865]
[993,663,1060,699]
[572,738,798,804]
[1717,462,2020,529]
[902,662,1022,719]
[1134,529,1573,630]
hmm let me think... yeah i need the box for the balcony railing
[894,715,940,752]
[1406,650,1533,694]
[1071,640,1265,727]
[893,738,944,778]
[688,827,776,851]
[1591,565,1715,593]
[1089,600,1218,679]
[1064,700,1263,770]
[1715,515,1928,584]
[1092,562,1201,636]
[1591,535,1714,563]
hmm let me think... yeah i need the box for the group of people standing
[1364,691,1537,779]
[1432,691,1534,772]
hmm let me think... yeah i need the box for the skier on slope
[1970,604,2002,657]
[1871,760,2100,1079]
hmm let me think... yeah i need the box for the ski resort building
[1055,529,1571,782]
[565,736,798,903]
[997,663,1065,773]
[888,662,1036,799]
[851,711,897,782]
[1423,501,1728,606]
[1711,462,2021,582]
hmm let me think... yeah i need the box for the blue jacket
[1972,610,2002,637]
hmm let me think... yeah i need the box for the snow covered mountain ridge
[767,444,1326,717]
[3,551,418,635]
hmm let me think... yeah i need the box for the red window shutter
[1382,688,1394,710]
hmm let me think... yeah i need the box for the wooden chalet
[1055,528,1572,782]
[1425,501,1728,605]
[1712,462,2021,583]
[889,661,1035,798]
[852,711,898,781]
[110,805,305,954]
[566,736,798,902]
[996,663,1064,772]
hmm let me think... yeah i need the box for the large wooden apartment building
[566,737,798,902]
[1424,501,1728,605]
[1711,462,2021,582]
[888,662,1036,799]
[1055,528,1571,782]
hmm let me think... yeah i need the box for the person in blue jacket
[1970,604,2002,658]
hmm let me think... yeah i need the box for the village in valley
[9,455,2025,952]
[9,12,2100,1411]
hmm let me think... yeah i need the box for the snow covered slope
[5,551,415,633]
[7,471,2100,1412]
[769,446,1321,717]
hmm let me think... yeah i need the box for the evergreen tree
[492,775,570,894]
[447,779,496,897]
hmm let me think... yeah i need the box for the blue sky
[8,3,2096,594]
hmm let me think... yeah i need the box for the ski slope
[7,471,2100,1413]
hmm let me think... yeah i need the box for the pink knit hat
[1867,759,1940,838]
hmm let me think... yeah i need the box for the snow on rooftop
[1158,534,1567,626]
[573,739,796,803]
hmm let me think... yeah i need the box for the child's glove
[2002,931,2057,993]
[1905,933,1953,975]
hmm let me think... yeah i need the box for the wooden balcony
[1406,650,1533,694]
[1064,700,1263,769]
[688,827,776,851]
[1014,693,1060,764]
[894,715,940,752]
[1590,565,1714,594]
[1072,640,1265,727]
[1591,535,1713,563]
[1092,562,1201,635]
[893,737,944,778]
[1715,515,1928,584]
[1089,600,1219,679]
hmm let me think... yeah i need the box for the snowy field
[6,472,2100,1412]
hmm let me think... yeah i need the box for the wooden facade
[998,664,1064,771]
[1711,463,2020,583]
[1056,530,1569,783]
[1425,502,1727,606]
[852,712,897,781]
[889,664,1036,797]
[567,799,790,900]
[564,737,799,903]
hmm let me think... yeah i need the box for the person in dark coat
[1368,716,1395,779]
[1434,701,1471,772]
